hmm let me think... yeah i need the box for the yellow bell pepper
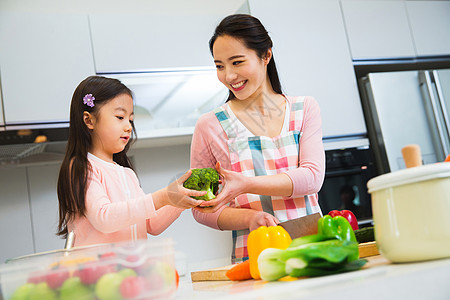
[247,226,292,280]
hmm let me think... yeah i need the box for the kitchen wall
[0,0,244,270]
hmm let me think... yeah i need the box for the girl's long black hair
[209,14,283,102]
[57,76,135,238]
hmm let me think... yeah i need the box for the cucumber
[354,226,375,243]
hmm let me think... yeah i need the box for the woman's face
[213,35,270,100]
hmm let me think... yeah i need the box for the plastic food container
[367,162,450,263]
[0,239,178,300]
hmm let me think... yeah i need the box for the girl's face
[213,35,271,101]
[84,93,134,162]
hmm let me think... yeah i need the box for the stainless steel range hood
[105,68,228,140]
[0,127,68,166]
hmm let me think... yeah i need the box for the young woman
[57,76,207,247]
[191,14,325,263]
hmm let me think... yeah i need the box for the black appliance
[318,146,378,226]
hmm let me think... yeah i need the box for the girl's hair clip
[83,94,95,107]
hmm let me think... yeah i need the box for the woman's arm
[216,207,279,232]
[284,96,325,196]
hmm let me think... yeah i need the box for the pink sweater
[190,96,325,229]
[69,153,184,247]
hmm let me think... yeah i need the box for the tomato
[79,261,115,285]
[27,271,46,284]
[120,276,145,299]
[45,267,70,289]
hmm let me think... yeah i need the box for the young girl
[190,14,325,263]
[57,76,206,247]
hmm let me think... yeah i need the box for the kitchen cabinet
[406,1,450,57]
[340,0,416,60]
[0,12,95,126]
[248,0,367,138]
[90,14,222,73]
[0,167,34,263]
[28,163,65,253]
[341,0,450,60]
[88,1,248,73]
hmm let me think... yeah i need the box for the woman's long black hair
[57,76,135,238]
[209,14,282,102]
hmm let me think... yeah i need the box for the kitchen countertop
[173,255,450,300]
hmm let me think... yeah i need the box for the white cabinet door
[28,163,65,253]
[0,167,34,263]
[248,0,366,138]
[406,1,450,57]
[341,0,416,60]
[0,12,95,125]
[89,14,221,72]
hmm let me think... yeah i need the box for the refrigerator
[359,68,450,174]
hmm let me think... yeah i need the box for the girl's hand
[197,162,247,213]
[248,211,279,232]
[165,170,207,209]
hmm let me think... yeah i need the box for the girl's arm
[146,206,184,235]
[151,171,207,210]
[85,177,158,233]
[85,170,205,234]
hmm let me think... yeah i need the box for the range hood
[0,68,227,165]
[0,127,68,166]
[105,68,228,140]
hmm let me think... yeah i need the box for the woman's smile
[230,80,247,91]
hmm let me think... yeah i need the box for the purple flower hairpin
[83,94,95,107]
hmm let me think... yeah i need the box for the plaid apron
[214,96,322,263]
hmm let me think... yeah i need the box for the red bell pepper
[328,210,359,230]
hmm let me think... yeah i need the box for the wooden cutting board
[191,242,380,282]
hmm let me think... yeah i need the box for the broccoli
[183,168,220,201]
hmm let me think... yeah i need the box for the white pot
[367,162,450,263]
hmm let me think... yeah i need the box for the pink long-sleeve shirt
[69,153,184,247]
[190,96,325,229]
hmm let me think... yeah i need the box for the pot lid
[367,162,450,193]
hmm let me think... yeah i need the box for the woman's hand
[197,162,248,212]
[248,211,279,232]
[164,170,207,209]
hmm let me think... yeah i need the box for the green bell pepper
[318,215,357,242]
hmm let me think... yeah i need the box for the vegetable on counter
[318,215,357,248]
[247,226,292,280]
[328,210,359,230]
[183,168,220,201]
[225,260,252,281]
[257,216,366,281]
[354,226,375,243]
